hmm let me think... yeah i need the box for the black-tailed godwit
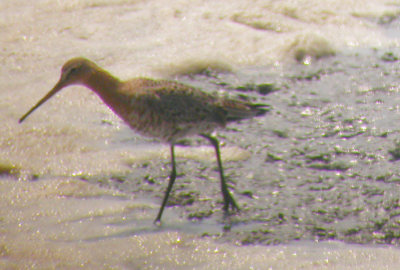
[19,57,268,223]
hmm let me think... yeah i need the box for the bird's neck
[83,66,131,119]
[85,67,121,96]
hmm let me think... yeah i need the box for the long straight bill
[19,79,65,123]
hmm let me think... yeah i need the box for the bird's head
[19,57,97,123]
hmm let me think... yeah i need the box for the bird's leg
[154,144,177,224]
[201,134,239,212]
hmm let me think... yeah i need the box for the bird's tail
[248,103,270,117]
[221,100,270,122]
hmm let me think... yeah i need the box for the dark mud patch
[83,47,400,246]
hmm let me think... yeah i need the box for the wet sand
[169,48,400,245]
[3,0,400,269]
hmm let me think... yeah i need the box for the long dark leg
[201,134,239,212]
[154,144,177,224]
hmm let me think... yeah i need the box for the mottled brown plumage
[19,57,268,223]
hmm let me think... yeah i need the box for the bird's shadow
[48,193,243,244]
[82,211,242,242]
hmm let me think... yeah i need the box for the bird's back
[112,78,268,142]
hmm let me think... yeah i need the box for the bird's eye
[65,67,80,79]
[69,67,78,74]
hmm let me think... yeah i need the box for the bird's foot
[223,193,240,213]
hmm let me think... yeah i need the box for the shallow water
[3,0,400,269]
[2,176,400,269]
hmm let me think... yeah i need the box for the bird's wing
[122,78,269,125]
[124,79,226,126]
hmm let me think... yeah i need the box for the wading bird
[19,57,268,223]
